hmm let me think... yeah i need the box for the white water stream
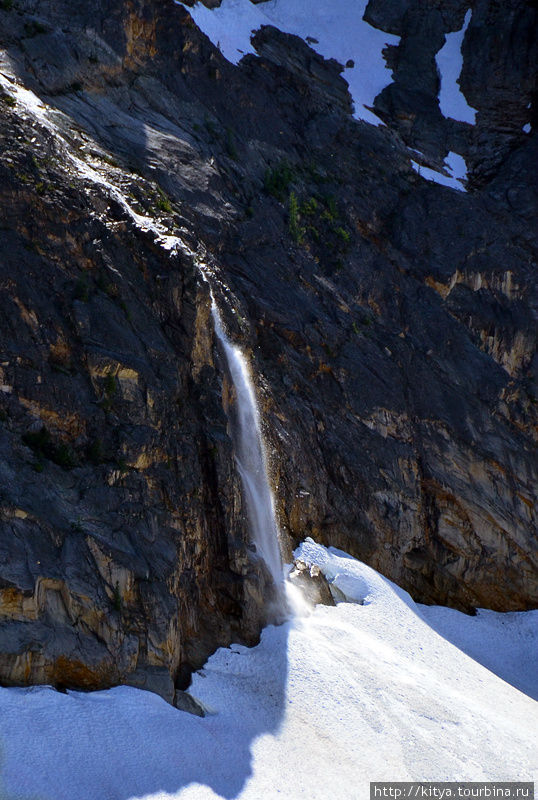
[210,300,284,591]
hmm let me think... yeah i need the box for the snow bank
[436,9,477,124]
[177,0,399,126]
[0,539,536,800]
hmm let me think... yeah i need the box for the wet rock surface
[0,0,536,698]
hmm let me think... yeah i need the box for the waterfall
[210,299,284,591]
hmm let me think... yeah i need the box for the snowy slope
[178,1,471,191]
[0,540,536,800]
[177,0,399,126]
[419,603,538,702]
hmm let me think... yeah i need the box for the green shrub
[113,582,122,612]
[87,438,105,465]
[54,443,76,469]
[74,276,89,302]
[119,300,131,321]
[307,161,328,185]
[23,426,51,455]
[322,342,337,358]
[24,20,47,37]
[320,195,338,222]
[204,118,217,138]
[0,93,16,107]
[288,191,304,244]
[156,197,172,213]
[307,225,320,243]
[301,197,318,216]
[264,162,294,202]
[225,128,238,160]
[335,226,351,246]
[51,362,72,376]
[23,426,76,469]
[105,282,119,299]
[104,373,116,397]
[156,187,172,213]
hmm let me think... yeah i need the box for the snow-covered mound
[0,540,536,800]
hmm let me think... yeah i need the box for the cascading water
[210,299,284,595]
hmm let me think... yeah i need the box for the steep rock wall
[0,45,271,699]
[0,0,536,698]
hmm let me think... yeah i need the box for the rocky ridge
[0,0,536,700]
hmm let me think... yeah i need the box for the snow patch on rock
[177,0,400,126]
[436,9,477,124]
[410,150,468,192]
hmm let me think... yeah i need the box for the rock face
[0,0,536,698]
[0,2,276,699]
[0,122,273,700]
[288,560,335,607]
[367,0,537,187]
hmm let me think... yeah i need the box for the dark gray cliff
[368,0,536,186]
[0,0,536,699]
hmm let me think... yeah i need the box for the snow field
[0,539,536,800]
